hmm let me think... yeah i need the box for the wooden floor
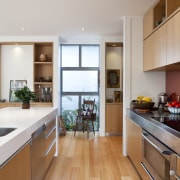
[44,132,140,180]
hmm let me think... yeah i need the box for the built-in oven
[141,129,180,180]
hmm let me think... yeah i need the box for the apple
[168,101,180,108]
[171,101,177,106]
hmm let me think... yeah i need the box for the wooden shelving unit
[33,43,53,104]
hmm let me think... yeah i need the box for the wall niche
[105,42,123,103]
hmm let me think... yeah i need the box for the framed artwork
[9,80,27,102]
[107,69,120,88]
[114,91,121,103]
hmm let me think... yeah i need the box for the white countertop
[0,107,58,166]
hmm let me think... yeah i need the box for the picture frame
[114,91,121,103]
[107,69,120,88]
[9,80,27,102]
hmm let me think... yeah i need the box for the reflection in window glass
[62,71,98,92]
[62,96,78,110]
[81,46,99,67]
[61,45,79,67]
[61,96,78,130]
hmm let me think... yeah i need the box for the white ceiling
[0,0,157,40]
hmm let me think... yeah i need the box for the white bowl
[168,107,180,114]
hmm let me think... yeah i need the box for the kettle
[159,92,168,104]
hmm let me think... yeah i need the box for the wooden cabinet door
[105,103,122,134]
[177,156,180,177]
[144,22,166,71]
[126,117,150,180]
[143,8,154,39]
[143,34,154,71]
[153,24,166,68]
[166,11,180,65]
[0,143,31,180]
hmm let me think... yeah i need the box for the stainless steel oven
[141,129,180,180]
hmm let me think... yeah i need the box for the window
[61,45,100,131]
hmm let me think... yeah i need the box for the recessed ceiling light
[81,27,85,31]
[21,27,25,31]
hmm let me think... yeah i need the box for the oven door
[141,130,177,180]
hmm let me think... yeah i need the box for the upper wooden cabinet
[166,11,180,65]
[143,34,154,71]
[143,0,180,39]
[34,43,53,105]
[143,8,180,71]
[143,24,166,71]
[153,23,166,68]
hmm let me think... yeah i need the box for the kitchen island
[0,107,58,167]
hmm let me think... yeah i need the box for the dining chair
[74,99,96,138]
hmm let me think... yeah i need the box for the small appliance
[158,92,168,109]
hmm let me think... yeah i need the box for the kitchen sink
[0,128,17,137]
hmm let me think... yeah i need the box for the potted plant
[14,86,36,109]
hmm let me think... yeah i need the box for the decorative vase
[22,101,30,109]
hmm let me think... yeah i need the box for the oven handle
[142,132,172,156]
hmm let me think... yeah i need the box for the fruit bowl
[131,100,155,109]
[168,107,180,114]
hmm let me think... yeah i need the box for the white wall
[1,45,33,101]
[0,36,60,108]
[123,16,166,156]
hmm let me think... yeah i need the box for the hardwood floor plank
[44,132,140,180]
[69,167,80,180]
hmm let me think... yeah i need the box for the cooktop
[151,115,180,132]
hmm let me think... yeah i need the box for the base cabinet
[105,103,123,135]
[126,117,150,180]
[0,120,56,180]
[0,143,31,180]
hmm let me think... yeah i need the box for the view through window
[61,45,100,131]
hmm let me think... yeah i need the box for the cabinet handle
[169,170,180,180]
